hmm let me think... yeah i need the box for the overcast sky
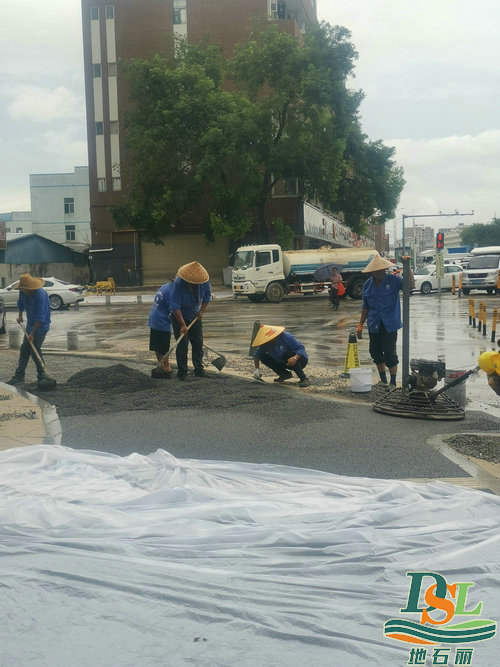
[1,1,499,241]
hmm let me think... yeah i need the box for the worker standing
[148,282,173,377]
[8,274,51,385]
[252,324,311,387]
[170,261,211,380]
[356,256,414,387]
[329,267,343,310]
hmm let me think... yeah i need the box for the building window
[283,178,298,195]
[65,225,76,241]
[64,197,75,214]
[90,6,99,20]
[109,120,119,134]
[112,177,122,191]
[6,227,10,233]
[97,178,107,192]
[173,0,186,24]
[16,227,23,233]
[105,5,114,19]
[93,63,102,78]
[96,121,104,135]
[108,62,117,76]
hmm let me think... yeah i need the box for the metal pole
[401,214,406,259]
[402,255,411,387]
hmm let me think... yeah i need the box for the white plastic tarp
[0,445,499,666]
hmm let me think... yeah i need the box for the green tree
[227,22,362,239]
[113,23,404,243]
[461,218,500,247]
[112,40,257,242]
[335,127,406,233]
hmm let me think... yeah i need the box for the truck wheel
[461,288,470,295]
[247,294,265,303]
[347,276,365,299]
[265,282,285,302]
[486,288,494,295]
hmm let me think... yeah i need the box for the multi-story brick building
[81,1,372,285]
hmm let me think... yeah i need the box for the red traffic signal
[436,232,445,250]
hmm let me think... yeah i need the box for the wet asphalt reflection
[42,292,498,375]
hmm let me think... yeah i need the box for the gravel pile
[446,434,500,464]
[66,364,157,393]
[35,361,290,417]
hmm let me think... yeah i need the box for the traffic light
[436,232,445,250]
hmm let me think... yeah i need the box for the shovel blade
[151,368,172,379]
[37,378,57,391]
[210,356,227,372]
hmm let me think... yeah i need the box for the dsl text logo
[384,572,497,645]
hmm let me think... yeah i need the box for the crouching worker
[252,325,311,387]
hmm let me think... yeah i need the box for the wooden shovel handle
[158,317,198,366]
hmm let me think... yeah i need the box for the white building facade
[30,166,91,251]
[0,211,33,235]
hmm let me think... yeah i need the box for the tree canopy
[113,22,404,243]
[460,218,500,247]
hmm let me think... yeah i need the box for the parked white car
[412,264,463,295]
[0,277,84,310]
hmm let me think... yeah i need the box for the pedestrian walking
[252,324,311,387]
[329,267,343,309]
[148,282,173,376]
[8,274,51,385]
[170,261,211,380]
[356,256,414,387]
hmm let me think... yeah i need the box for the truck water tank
[283,248,379,278]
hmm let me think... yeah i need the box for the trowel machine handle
[429,366,479,403]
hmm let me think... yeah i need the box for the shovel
[151,318,198,379]
[18,322,57,391]
[203,343,227,371]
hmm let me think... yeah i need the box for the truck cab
[462,246,500,295]
[232,244,285,302]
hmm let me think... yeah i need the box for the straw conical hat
[13,274,44,290]
[252,325,285,347]
[177,261,209,284]
[361,255,394,273]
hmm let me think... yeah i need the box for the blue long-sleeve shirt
[170,276,211,321]
[361,273,403,334]
[253,331,308,363]
[148,283,172,332]
[17,288,51,334]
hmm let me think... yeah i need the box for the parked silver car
[0,277,84,310]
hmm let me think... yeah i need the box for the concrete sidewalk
[0,382,61,450]
[78,286,234,306]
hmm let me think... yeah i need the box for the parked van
[461,246,500,295]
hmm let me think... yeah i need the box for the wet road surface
[41,291,497,366]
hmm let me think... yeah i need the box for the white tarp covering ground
[0,445,498,666]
